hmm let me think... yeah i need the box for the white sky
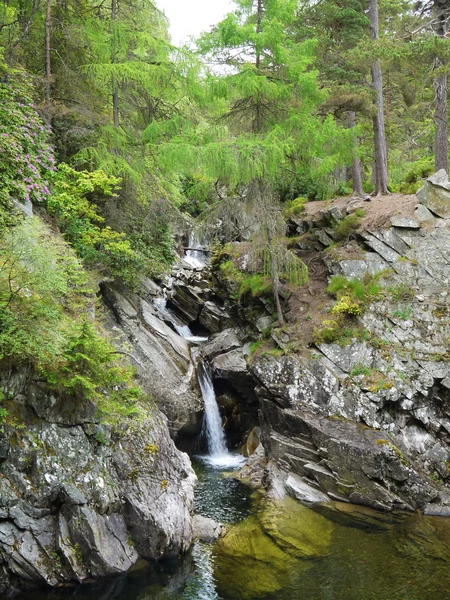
[157,0,235,46]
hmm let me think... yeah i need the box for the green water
[15,459,450,600]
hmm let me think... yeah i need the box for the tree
[369,0,389,195]
[296,0,371,196]
[431,0,449,172]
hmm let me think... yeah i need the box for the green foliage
[0,63,55,209]
[349,363,371,377]
[326,274,382,317]
[0,217,142,421]
[47,164,144,285]
[388,283,414,301]
[313,319,342,344]
[283,197,307,217]
[392,307,413,320]
[42,320,142,420]
[330,295,363,316]
[239,274,272,299]
[331,214,361,240]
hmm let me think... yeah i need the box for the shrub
[331,214,361,240]
[239,274,272,298]
[284,197,307,217]
[0,65,55,209]
[0,217,142,422]
[331,295,363,316]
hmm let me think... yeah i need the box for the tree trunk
[111,0,119,127]
[45,0,52,107]
[434,73,448,173]
[348,111,364,196]
[254,0,263,133]
[369,0,389,195]
[432,0,449,173]
[270,248,285,326]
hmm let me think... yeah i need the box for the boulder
[199,301,234,333]
[260,400,438,511]
[200,329,242,361]
[192,515,225,542]
[212,349,256,401]
[390,216,421,229]
[416,169,450,218]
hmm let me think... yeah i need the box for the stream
[15,235,450,600]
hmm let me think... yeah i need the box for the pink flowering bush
[0,66,55,208]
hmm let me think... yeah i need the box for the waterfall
[197,360,246,469]
[155,228,245,470]
[184,230,208,269]
[198,363,228,457]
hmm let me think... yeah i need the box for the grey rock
[0,383,196,591]
[212,350,256,401]
[316,229,334,247]
[260,401,438,512]
[417,169,450,218]
[199,301,233,333]
[192,515,225,542]
[285,473,330,504]
[200,329,242,362]
[255,315,273,333]
[362,232,401,263]
[390,217,421,229]
[414,204,435,222]
[170,284,206,323]
[328,206,343,222]
[102,284,202,438]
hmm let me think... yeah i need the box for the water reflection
[14,465,450,600]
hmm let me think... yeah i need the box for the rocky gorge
[2,172,450,596]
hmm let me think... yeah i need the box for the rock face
[200,330,257,403]
[101,283,203,439]
[416,169,450,218]
[239,209,450,513]
[0,374,196,595]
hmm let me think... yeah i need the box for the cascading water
[198,363,228,457]
[155,229,244,469]
[184,230,208,269]
[153,297,208,343]
[196,358,246,469]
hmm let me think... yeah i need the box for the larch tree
[185,0,352,322]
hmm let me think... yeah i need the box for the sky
[157,0,235,46]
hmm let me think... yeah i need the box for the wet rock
[192,515,225,542]
[416,169,450,218]
[170,283,206,323]
[212,350,256,401]
[199,301,234,333]
[101,284,202,438]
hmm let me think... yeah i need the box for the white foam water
[197,364,246,470]
[153,297,208,343]
[184,230,208,269]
